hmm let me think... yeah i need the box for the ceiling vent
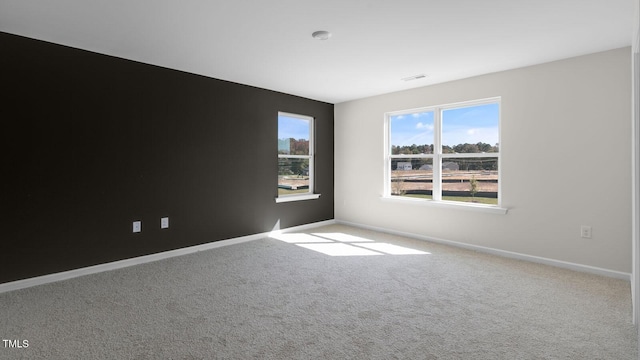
[401,74,427,81]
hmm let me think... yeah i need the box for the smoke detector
[312,31,332,40]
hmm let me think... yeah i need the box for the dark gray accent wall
[0,32,334,284]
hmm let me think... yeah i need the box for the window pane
[390,158,433,199]
[442,103,499,152]
[441,157,498,204]
[390,111,434,155]
[278,115,310,155]
[278,158,310,195]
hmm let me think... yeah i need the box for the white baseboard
[337,220,631,281]
[3,217,627,295]
[0,219,337,294]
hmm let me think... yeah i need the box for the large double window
[385,98,501,207]
[276,112,319,202]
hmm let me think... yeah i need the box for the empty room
[1,0,639,359]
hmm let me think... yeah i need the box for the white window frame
[276,112,320,203]
[383,97,506,214]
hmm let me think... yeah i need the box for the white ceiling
[0,0,633,104]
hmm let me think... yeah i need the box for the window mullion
[278,155,311,159]
[384,114,391,196]
[432,108,442,201]
[441,152,499,159]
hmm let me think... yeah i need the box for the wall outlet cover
[133,221,142,233]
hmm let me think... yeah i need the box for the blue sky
[278,115,310,140]
[390,103,499,147]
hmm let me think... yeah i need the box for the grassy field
[278,188,310,195]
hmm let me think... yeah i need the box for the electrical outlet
[133,221,141,233]
[161,217,169,229]
[580,225,592,239]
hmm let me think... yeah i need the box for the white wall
[335,47,632,274]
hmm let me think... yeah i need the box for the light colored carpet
[0,224,637,359]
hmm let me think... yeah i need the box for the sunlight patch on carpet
[311,233,375,243]
[297,243,383,256]
[270,232,430,257]
[269,233,333,244]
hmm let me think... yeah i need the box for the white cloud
[442,127,499,146]
[416,122,434,131]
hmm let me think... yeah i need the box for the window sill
[275,194,321,203]
[381,196,508,214]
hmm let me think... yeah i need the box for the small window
[386,98,500,207]
[276,112,319,202]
